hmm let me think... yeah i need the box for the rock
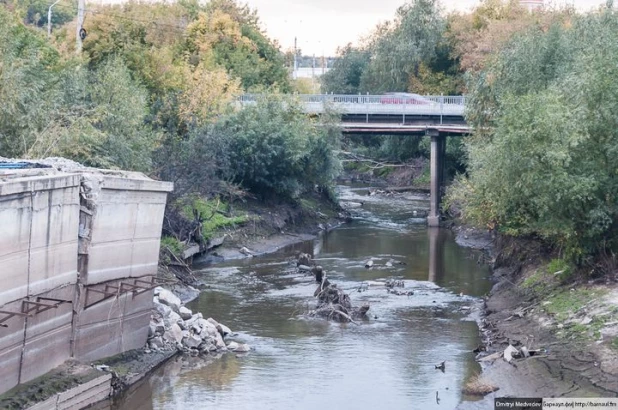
[179,306,193,320]
[191,323,201,335]
[154,286,163,296]
[164,323,184,345]
[365,260,374,268]
[207,317,220,328]
[154,302,172,319]
[199,319,219,338]
[298,264,312,272]
[154,322,165,335]
[169,310,182,324]
[226,341,239,351]
[157,289,182,313]
[214,332,227,350]
[218,323,232,336]
[149,336,164,349]
[233,343,250,353]
[177,320,188,331]
[239,247,254,256]
[385,261,393,267]
[183,334,202,349]
[148,324,156,338]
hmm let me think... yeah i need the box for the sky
[242,0,609,55]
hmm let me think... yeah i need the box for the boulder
[154,322,165,335]
[149,336,164,349]
[233,343,251,353]
[148,324,156,338]
[153,286,163,296]
[164,323,184,345]
[365,260,374,268]
[157,289,182,313]
[169,310,182,324]
[218,323,232,337]
[198,319,219,338]
[226,341,239,351]
[183,334,202,349]
[214,332,227,351]
[179,306,193,320]
[154,302,172,319]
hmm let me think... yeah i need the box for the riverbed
[114,186,492,410]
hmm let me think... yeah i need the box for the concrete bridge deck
[239,94,469,226]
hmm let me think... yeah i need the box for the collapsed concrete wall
[0,160,172,396]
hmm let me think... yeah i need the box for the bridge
[238,94,470,227]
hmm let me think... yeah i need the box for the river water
[115,186,492,410]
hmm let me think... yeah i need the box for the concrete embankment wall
[0,163,172,396]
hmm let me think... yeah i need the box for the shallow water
[114,186,492,410]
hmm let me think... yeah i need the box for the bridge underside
[342,124,467,227]
[341,113,466,127]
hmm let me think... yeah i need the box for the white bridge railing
[238,94,466,117]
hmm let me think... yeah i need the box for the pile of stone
[148,287,250,355]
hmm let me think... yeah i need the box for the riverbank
[453,227,618,408]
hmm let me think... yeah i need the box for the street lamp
[47,0,62,37]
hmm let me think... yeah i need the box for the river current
[114,185,492,410]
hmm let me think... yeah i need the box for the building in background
[520,0,544,10]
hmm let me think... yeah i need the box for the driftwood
[308,272,370,323]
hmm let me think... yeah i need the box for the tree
[321,44,370,94]
[448,7,618,265]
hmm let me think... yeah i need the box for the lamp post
[47,0,62,38]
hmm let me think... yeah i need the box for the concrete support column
[427,134,443,227]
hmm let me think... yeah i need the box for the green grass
[181,197,249,241]
[544,288,606,322]
[414,164,430,186]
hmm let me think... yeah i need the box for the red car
[380,93,433,105]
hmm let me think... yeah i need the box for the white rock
[207,317,220,328]
[214,332,227,350]
[154,302,172,319]
[218,323,232,336]
[179,306,193,320]
[164,323,184,345]
[226,341,239,351]
[385,262,393,267]
[298,265,311,271]
[154,286,163,296]
[149,336,164,349]
[365,260,374,268]
[157,289,182,313]
[234,343,250,353]
[199,319,219,337]
[183,334,202,349]
[168,311,182,324]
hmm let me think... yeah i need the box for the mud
[0,361,102,410]
[454,230,618,409]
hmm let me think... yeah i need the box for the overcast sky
[243,0,608,55]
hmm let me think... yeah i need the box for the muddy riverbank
[453,227,618,409]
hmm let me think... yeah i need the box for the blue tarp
[0,162,50,169]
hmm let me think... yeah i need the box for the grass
[462,376,499,396]
[181,197,249,241]
[413,164,430,186]
[543,288,604,322]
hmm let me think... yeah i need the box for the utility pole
[293,37,298,80]
[76,0,85,54]
[47,0,61,38]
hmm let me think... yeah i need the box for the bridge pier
[428,133,446,227]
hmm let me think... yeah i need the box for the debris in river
[385,279,405,289]
[308,274,370,323]
[462,376,499,396]
[297,252,312,267]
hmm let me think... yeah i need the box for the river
[114,185,492,410]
